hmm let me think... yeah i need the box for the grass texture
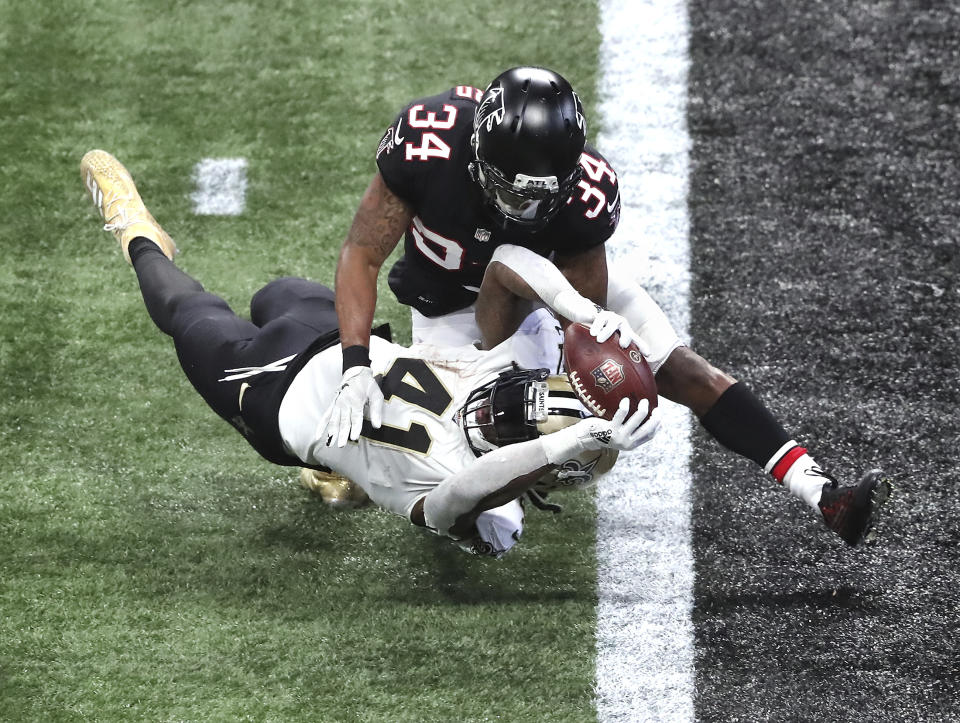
[0,2,604,720]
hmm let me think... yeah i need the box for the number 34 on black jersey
[375,85,621,318]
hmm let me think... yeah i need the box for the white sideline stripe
[596,1,695,722]
[191,158,248,215]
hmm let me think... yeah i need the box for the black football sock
[700,382,827,507]
[699,381,793,468]
[129,237,205,336]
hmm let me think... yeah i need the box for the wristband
[341,344,371,373]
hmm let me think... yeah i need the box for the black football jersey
[375,85,621,317]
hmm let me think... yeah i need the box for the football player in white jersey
[80,150,660,558]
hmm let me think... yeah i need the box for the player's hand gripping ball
[563,322,658,422]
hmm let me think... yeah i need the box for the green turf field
[0,2,604,720]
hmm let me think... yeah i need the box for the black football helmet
[458,368,583,455]
[458,367,618,494]
[468,67,587,231]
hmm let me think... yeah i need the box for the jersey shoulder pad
[555,144,621,248]
[376,90,475,204]
[578,145,620,199]
[376,90,475,161]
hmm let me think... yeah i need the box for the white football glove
[318,366,384,448]
[541,398,660,463]
[589,310,649,355]
[551,289,650,357]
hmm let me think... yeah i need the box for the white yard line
[191,158,248,216]
[595,1,695,721]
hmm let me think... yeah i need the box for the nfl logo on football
[591,359,625,392]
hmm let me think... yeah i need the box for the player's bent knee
[250,277,324,324]
[168,291,236,337]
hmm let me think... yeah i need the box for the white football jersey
[278,309,563,523]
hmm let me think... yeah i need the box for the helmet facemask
[458,369,619,499]
[469,143,583,230]
[459,368,551,456]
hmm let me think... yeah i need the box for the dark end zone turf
[687,2,960,720]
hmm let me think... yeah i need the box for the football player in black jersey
[327,67,630,441]
[323,66,891,546]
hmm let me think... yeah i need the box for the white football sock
[765,441,828,511]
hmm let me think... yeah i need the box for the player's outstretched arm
[479,244,648,354]
[415,399,659,539]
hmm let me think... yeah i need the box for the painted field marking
[191,158,248,215]
[595,1,695,721]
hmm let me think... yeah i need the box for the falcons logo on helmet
[475,86,505,132]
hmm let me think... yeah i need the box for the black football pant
[128,238,339,464]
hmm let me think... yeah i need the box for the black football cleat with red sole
[818,469,892,546]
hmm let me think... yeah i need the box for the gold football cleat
[80,149,177,263]
[299,467,370,509]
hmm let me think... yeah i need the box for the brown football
[563,322,658,421]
